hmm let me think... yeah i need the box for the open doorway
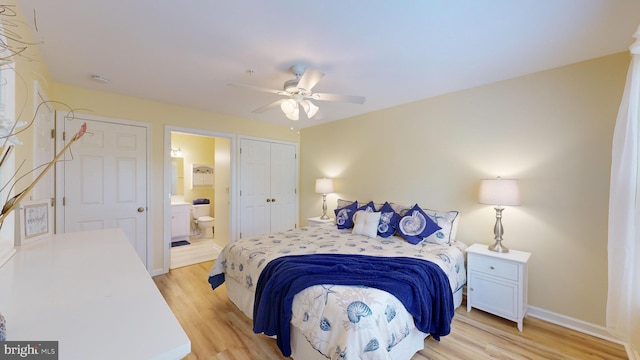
[165,128,233,270]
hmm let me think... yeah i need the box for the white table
[307,216,334,227]
[0,228,190,359]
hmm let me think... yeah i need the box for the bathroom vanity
[171,202,191,243]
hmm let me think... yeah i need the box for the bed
[209,201,467,360]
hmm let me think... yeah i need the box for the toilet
[191,203,215,238]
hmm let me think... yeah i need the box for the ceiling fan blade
[229,83,288,96]
[252,99,285,113]
[312,92,365,104]
[296,69,324,92]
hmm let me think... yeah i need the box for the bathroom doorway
[166,129,233,270]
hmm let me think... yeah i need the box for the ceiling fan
[229,64,366,121]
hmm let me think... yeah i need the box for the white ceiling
[15,0,640,128]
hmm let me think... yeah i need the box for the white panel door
[61,117,148,264]
[239,138,271,238]
[269,142,297,233]
[239,138,297,238]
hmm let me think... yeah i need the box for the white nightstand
[466,243,531,331]
[307,217,334,227]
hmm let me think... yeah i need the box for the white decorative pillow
[421,208,460,245]
[351,210,381,239]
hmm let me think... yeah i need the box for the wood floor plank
[153,260,628,360]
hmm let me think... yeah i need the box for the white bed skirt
[225,276,463,360]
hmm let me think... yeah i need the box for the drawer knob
[489,266,495,270]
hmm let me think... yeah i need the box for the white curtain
[608,24,640,355]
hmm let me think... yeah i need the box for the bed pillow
[377,202,401,238]
[421,208,460,245]
[334,201,358,229]
[337,199,356,209]
[351,210,381,238]
[390,202,412,215]
[397,204,441,245]
[357,201,376,213]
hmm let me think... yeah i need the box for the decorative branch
[0,122,86,225]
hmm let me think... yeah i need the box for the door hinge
[50,129,55,139]
[62,197,66,206]
[62,131,66,141]
[239,190,242,196]
[50,198,55,207]
[239,147,242,154]
[239,232,242,239]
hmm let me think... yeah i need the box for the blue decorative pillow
[334,201,359,229]
[397,204,442,245]
[358,201,376,213]
[377,202,401,238]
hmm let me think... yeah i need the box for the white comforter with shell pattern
[209,225,466,360]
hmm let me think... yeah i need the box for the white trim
[527,305,626,345]
[626,346,639,360]
[163,126,237,275]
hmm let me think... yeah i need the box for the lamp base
[488,240,509,253]
[320,193,329,220]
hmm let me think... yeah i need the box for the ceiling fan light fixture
[281,98,297,113]
[306,102,319,118]
[281,99,299,120]
[286,107,299,121]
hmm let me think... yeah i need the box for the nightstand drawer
[469,254,519,281]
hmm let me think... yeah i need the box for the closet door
[239,138,297,238]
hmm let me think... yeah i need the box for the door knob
[271,198,276,202]
[137,207,145,213]
[266,199,271,203]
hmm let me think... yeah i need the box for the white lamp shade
[281,99,299,120]
[315,178,334,194]
[479,178,520,206]
[306,101,319,118]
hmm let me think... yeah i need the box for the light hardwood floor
[154,261,628,360]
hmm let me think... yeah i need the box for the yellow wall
[300,52,629,326]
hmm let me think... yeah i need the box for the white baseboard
[527,305,636,358]
[149,267,166,276]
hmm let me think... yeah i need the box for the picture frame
[16,200,53,245]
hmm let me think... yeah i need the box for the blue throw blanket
[253,253,454,357]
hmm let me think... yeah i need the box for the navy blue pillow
[377,202,400,238]
[358,201,376,213]
[397,204,442,245]
[334,201,359,229]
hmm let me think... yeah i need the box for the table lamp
[479,177,520,253]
